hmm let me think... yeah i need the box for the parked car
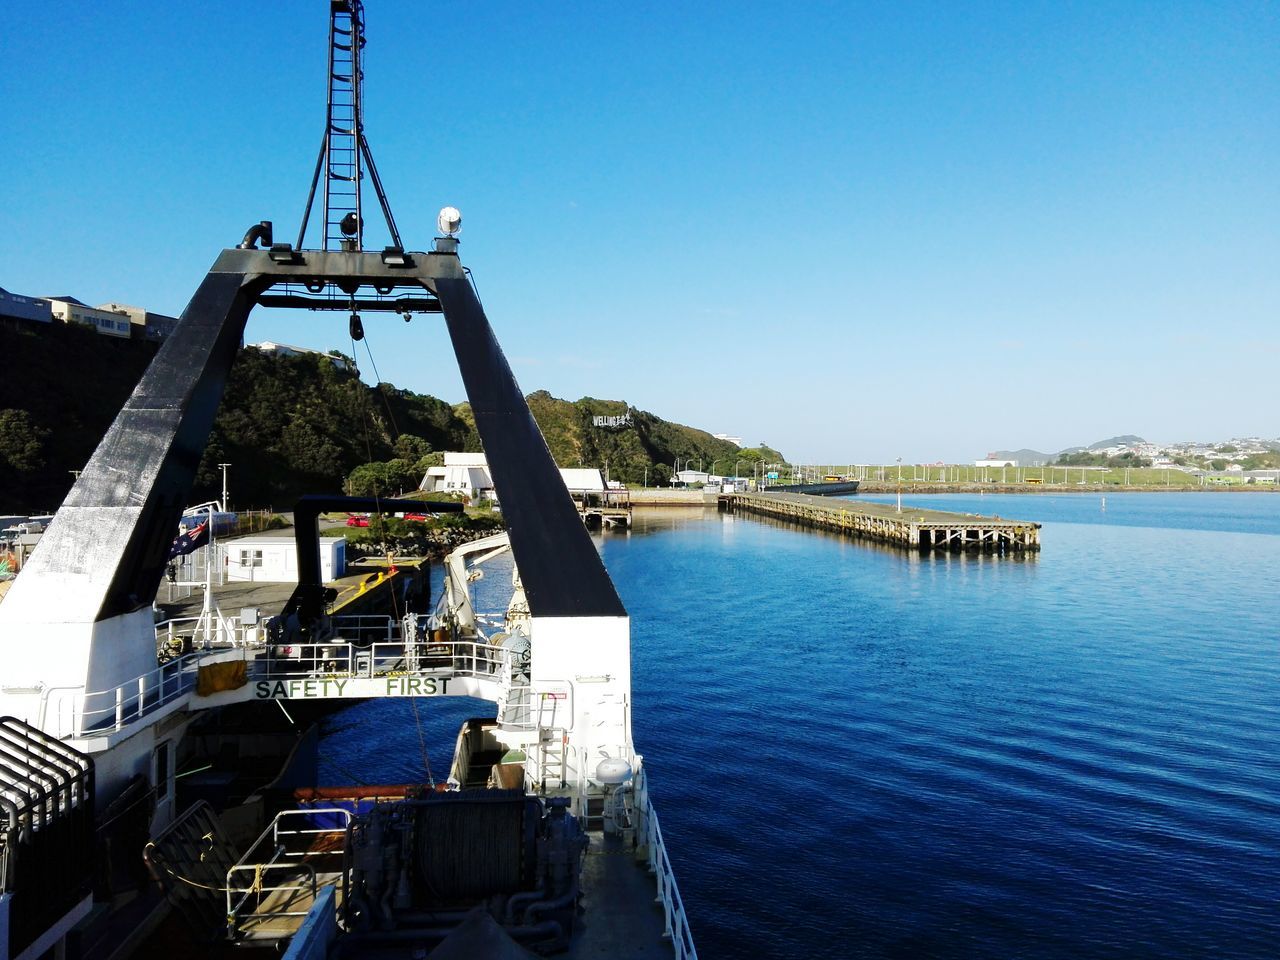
[346,515,370,527]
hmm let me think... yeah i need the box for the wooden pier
[575,490,633,529]
[722,491,1040,553]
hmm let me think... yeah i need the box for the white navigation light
[437,206,462,236]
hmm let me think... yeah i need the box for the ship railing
[634,761,698,960]
[499,683,536,732]
[225,807,351,941]
[44,634,513,739]
[156,612,428,651]
[252,638,512,683]
[40,649,212,739]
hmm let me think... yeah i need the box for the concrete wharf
[723,491,1041,553]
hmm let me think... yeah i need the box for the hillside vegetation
[0,323,159,512]
[0,332,780,512]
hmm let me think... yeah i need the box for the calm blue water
[321,493,1280,958]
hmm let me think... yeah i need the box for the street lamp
[219,462,232,512]
[896,457,902,513]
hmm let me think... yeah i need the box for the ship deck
[571,828,671,956]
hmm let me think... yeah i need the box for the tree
[0,409,49,472]
[394,434,433,462]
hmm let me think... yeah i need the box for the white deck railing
[38,616,519,739]
[635,761,698,960]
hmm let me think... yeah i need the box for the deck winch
[343,791,587,952]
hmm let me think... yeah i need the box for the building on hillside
[713,434,743,447]
[420,454,622,501]
[47,296,133,338]
[250,340,352,371]
[0,287,52,326]
[97,301,181,341]
[420,452,494,499]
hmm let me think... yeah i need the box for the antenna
[296,0,402,252]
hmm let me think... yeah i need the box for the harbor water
[320,492,1280,959]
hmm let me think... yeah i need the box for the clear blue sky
[4,2,1277,462]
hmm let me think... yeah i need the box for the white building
[47,297,133,338]
[250,340,352,371]
[975,459,1015,468]
[420,454,616,500]
[420,452,495,499]
[713,434,743,447]
[674,469,711,486]
[559,468,605,495]
[225,536,346,583]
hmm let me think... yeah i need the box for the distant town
[972,434,1280,485]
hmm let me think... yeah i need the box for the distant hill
[1058,434,1148,455]
[503,391,774,486]
[992,435,1149,465]
[0,328,779,512]
[1087,434,1146,450]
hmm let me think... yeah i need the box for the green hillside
[0,328,782,512]
[0,322,159,513]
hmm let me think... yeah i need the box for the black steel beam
[16,243,622,628]
[435,276,627,619]
[22,269,265,620]
[256,295,441,312]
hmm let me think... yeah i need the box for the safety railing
[225,808,351,941]
[41,632,517,739]
[257,638,512,683]
[39,649,219,739]
[635,761,698,960]
[156,612,425,652]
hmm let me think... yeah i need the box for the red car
[345,515,370,527]
[403,513,430,522]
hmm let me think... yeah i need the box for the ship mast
[296,0,401,253]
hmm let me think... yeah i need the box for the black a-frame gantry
[1,0,625,649]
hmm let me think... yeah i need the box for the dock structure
[723,491,1041,553]
[575,490,633,529]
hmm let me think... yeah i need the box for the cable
[409,696,435,787]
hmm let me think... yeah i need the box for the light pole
[219,462,232,511]
[896,457,902,513]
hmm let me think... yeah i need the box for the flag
[168,520,210,560]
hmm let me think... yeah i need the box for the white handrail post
[114,687,124,730]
